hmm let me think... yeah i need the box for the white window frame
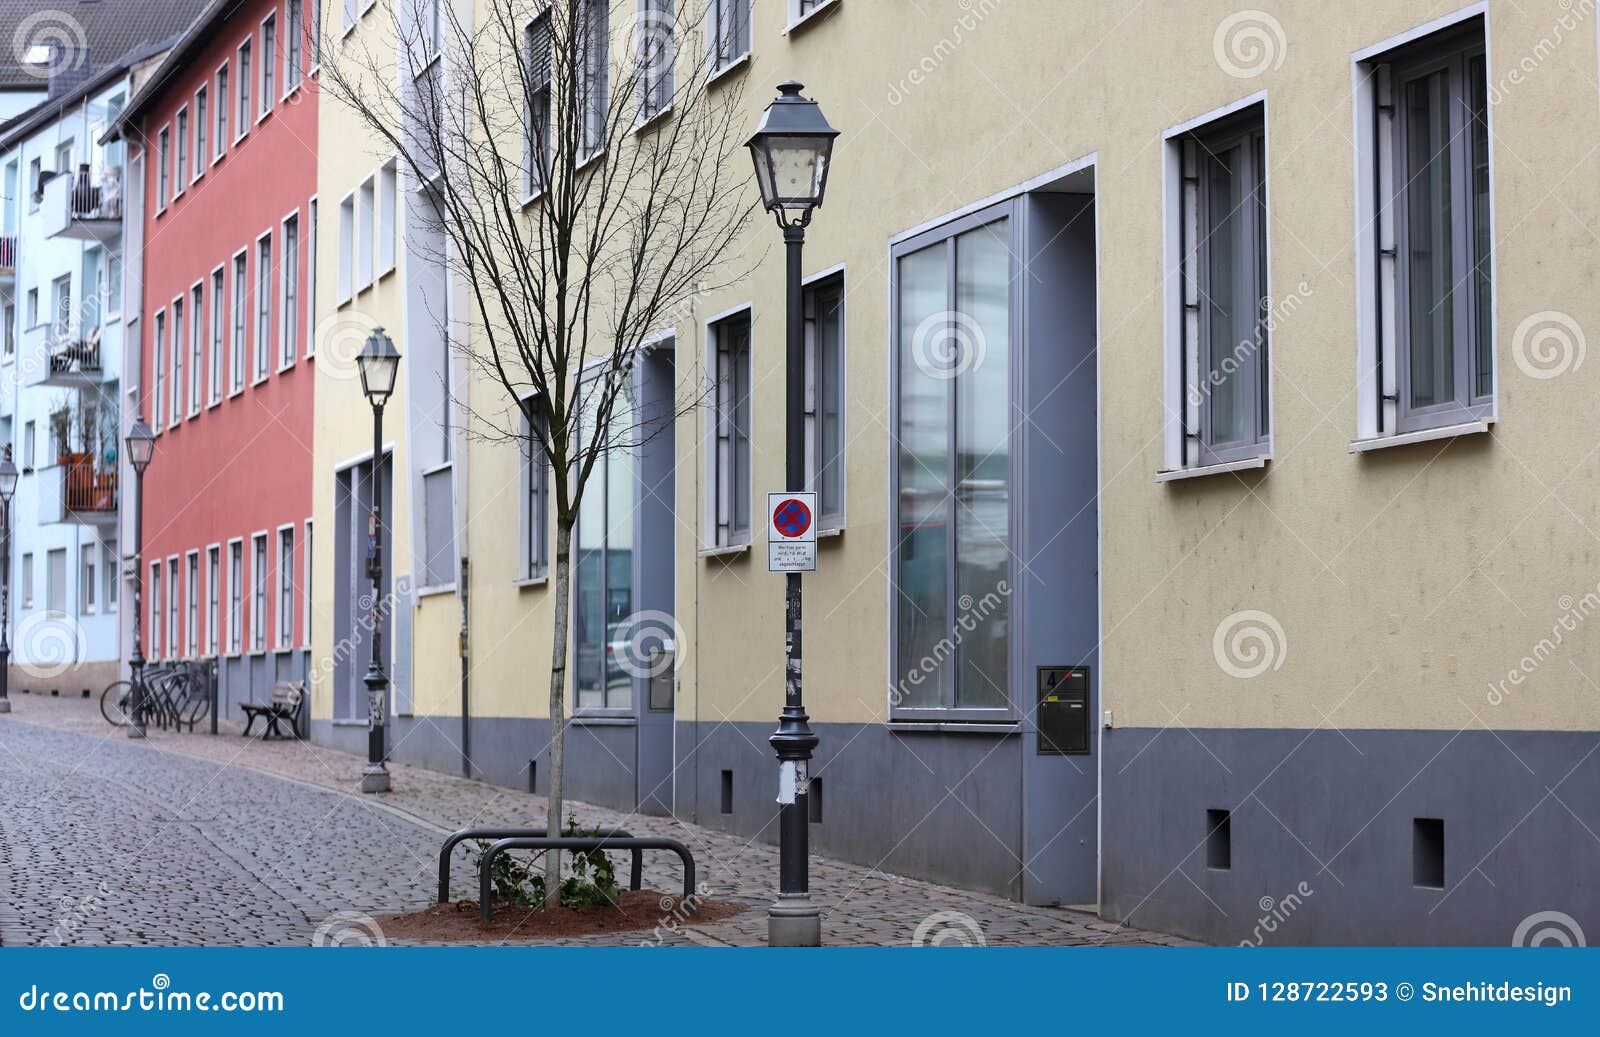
[1351,6,1496,447]
[255,229,273,384]
[186,549,200,657]
[155,126,170,211]
[173,105,189,197]
[706,0,752,79]
[337,191,355,303]
[214,60,230,162]
[250,531,269,653]
[209,264,226,405]
[302,518,314,648]
[259,12,278,121]
[149,559,161,657]
[168,293,185,427]
[166,555,179,662]
[703,303,753,550]
[80,543,97,615]
[188,280,204,417]
[803,265,847,529]
[280,207,301,369]
[377,159,397,276]
[519,394,550,582]
[306,195,318,355]
[236,39,253,141]
[357,174,375,290]
[206,542,221,655]
[230,247,249,396]
[192,85,209,182]
[783,0,841,35]
[151,309,167,429]
[227,536,244,654]
[285,0,305,96]
[635,0,676,128]
[276,523,296,650]
[522,11,553,201]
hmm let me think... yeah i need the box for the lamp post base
[767,893,821,947]
[360,764,391,794]
[0,699,10,714]
[127,723,145,739]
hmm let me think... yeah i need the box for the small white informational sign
[767,491,817,573]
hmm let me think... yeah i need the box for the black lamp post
[746,81,838,948]
[357,327,400,794]
[0,446,17,716]
[124,419,155,739]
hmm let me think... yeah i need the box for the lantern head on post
[124,419,156,476]
[357,326,402,407]
[746,81,839,230]
[0,446,16,503]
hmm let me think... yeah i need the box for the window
[1365,22,1492,435]
[46,549,65,613]
[524,13,553,196]
[25,288,37,326]
[237,40,253,134]
[260,15,277,117]
[149,560,161,655]
[50,275,70,340]
[27,158,40,211]
[256,234,272,380]
[104,542,118,611]
[22,422,35,474]
[281,212,300,366]
[228,540,243,652]
[152,309,167,427]
[167,557,179,662]
[156,127,169,209]
[521,403,549,580]
[106,252,122,318]
[306,198,318,352]
[357,176,374,289]
[708,310,751,547]
[194,86,208,177]
[207,546,220,654]
[422,466,456,587]
[343,0,358,32]
[81,546,96,614]
[337,193,355,301]
[2,302,13,358]
[789,0,836,25]
[210,267,225,403]
[1169,104,1270,467]
[377,161,397,275]
[232,251,248,392]
[893,210,1012,713]
[19,553,32,608]
[637,0,675,123]
[186,552,199,656]
[709,0,750,73]
[170,295,184,424]
[286,0,304,92]
[579,0,610,157]
[251,533,268,651]
[189,282,203,415]
[303,520,313,647]
[805,273,845,525]
[175,107,188,191]
[216,63,230,157]
[278,528,295,648]
[574,374,635,711]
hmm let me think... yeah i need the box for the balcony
[21,323,107,389]
[0,234,14,285]
[43,164,122,244]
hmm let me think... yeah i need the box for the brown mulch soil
[375,890,748,943]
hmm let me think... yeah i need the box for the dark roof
[103,0,255,144]
[0,0,211,92]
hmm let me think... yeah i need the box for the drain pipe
[459,554,471,779]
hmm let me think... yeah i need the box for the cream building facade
[308,0,1600,944]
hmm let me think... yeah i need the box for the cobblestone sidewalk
[0,691,1194,947]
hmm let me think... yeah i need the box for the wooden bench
[240,681,304,740]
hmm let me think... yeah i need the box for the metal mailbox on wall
[1037,665,1090,755]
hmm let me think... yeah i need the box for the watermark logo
[12,11,88,80]
[1212,610,1286,679]
[631,4,678,86]
[312,911,387,947]
[1513,910,1585,947]
[1239,882,1314,946]
[16,611,88,681]
[312,310,383,384]
[911,310,988,381]
[612,609,686,679]
[911,910,986,947]
[1213,11,1286,79]
[1511,310,1585,380]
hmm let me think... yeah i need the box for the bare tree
[319,0,757,902]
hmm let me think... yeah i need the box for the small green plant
[469,813,620,910]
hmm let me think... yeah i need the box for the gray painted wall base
[1102,726,1600,945]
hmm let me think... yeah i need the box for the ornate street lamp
[746,81,838,948]
[0,446,17,715]
[125,419,156,738]
[356,327,400,793]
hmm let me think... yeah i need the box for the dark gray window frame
[709,308,752,548]
[1178,105,1270,465]
[519,398,550,581]
[888,200,1020,723]
[1376,24,1492,434]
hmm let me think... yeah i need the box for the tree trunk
[542,517,573,908]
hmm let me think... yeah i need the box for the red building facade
[112,0,317,715]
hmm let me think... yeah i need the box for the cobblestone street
[0,694,1191,947]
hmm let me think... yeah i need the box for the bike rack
[437,827,641,904]
[477,836,696,923]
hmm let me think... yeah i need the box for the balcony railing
[0,234,15,271]
[48,333,101,377]
[43,165,121,243]
[63,454,117,514]
[67,165,121,221]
